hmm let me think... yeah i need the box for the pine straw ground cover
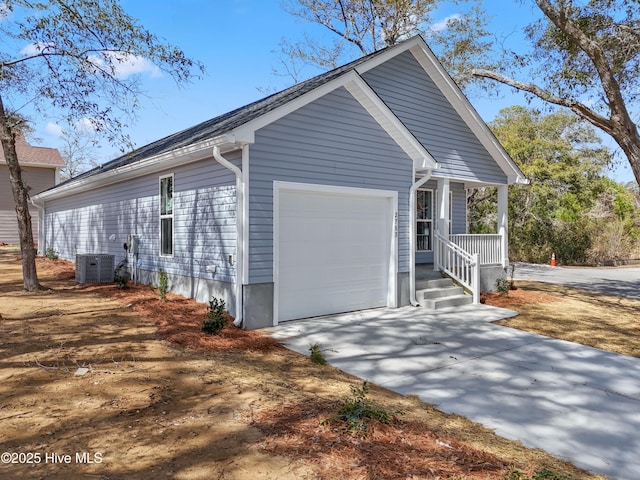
[0,248,607,479]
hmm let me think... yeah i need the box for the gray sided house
[1,134,64,244]
[33,36,526,329]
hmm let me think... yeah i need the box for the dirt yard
[0,248,609,479]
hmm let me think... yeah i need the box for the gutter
[409,169,433,306]
[212,146,244,328]
[33,135,235,202]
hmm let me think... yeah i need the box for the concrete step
[417,285,464,301]
[416,278,453,290]
[421,294,473,310]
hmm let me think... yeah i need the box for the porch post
[435,178,450,270]
[436,178,450,237]
[497,184,509,268]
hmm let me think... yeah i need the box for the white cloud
[0,2,9,21]
[88,51,161,79]
[20,42,56,56]
[75,117,106,133]
[430,14,461,32]
[45,122,63,137]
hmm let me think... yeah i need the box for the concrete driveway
[269,305,640,480]
[514,262,640,299]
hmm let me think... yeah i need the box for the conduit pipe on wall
[409,170,432,306]
[213,146,244,327]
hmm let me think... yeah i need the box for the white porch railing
[434,232,480,304]
[449,234,505,267]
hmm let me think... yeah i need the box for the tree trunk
[615,130,640,187]
[0,94,42,291]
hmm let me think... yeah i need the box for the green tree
[470,106,615,264]
[0,0,203,291]
[587,178,640,262]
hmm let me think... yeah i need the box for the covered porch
[411,176,509,307]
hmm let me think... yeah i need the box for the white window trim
[416,188,433,252]
[159,173,174,258]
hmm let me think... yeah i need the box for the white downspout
[409,170,432,306]
[213,146,244,327]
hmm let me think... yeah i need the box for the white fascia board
[33,134,238,201]
[344,74,438,171]
[407,42,528,185]
[229,38,427,144]
[354,36,425,75]
[231,70,365,142]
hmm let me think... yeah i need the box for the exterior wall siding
[1,165,56,244]
[43,153,240,284]
[247,86,414,284]
[363,51,508,184]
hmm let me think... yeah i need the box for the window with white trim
[159,174,174,257]
[416,189,433,251]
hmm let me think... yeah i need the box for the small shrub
[503,467,571,480]
[495,277,510,295]
[157,269,168,301]
[508,263,517,290]
[45,247,59,260]
[309,342,327,365]
[336,381,394,432]
[114,261,130,289]
[202,297,227,335]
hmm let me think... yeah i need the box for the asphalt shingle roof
[64,44,391,185]
[1,134,64,167]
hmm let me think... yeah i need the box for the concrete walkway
[269,305,640,480]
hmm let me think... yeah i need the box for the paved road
[270,305,640,479]
[513,262,640,299]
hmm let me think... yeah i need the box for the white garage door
[276,184,395,323]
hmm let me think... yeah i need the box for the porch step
[421,294,473,310]
[416,277,473,310]
[416,278,453,290]
[417,285,464,301]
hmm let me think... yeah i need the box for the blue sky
[27,0,634,183]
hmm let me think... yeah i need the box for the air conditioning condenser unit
[75,254,115,284]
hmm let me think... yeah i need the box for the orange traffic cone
[550,253,556,267]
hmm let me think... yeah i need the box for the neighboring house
[33,36,527,329]
[1,134,64,244]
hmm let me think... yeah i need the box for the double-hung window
[416,189,433,251]
[159,174,174,257]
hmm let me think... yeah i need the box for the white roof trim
[33,135,238,201]
[231,69,437,172]
[343,74,437,170]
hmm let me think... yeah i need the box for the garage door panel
[277,188,392,322]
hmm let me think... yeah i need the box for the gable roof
[36,35,525,200]
[55,47,395,188]
[0,134,64,168]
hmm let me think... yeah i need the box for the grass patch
[486,280,640,357]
